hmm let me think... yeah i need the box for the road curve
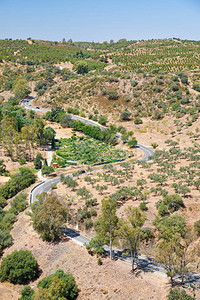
[21,97,154,162]
[23,98,200,284]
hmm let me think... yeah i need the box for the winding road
[22,97,154,203]
[21,98,200,286]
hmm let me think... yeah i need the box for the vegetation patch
[54,136,128,166]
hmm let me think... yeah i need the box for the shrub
[37,269,78,300]
[60,114,72,128]
[139,202,148,211]
[171,83,179,92]
[171,75,179,82]
[0,250,40,284]
[157,194,184,217]
[0,229,13,256]
[0,168,36,200]
[99,115,107,125]
[34,153,42,169]
[193,83,200,92]
[10,193,27,214]
[19,157,26,165]
[41,165,54,175]
[134,117,143,124]
[194,219,200,236]
[131,80,138,87]
[127,137,137,148]
[120,110,131,121]
[73,62,88,74]
[124,96,131,102]
[98,258,103,265]
[19,285,34,300]
[168,288,194,300]
[107,91,118,100]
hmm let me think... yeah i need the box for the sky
[1,0,200,42]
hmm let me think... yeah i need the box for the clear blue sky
[1,0,200,42]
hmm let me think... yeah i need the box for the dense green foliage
[54,136,127,166]
[36,269,78,299]
[19,285,34,300]
[31,195,68,241]
[69,120,118,145]
[0,168,36,201]
[34,153,42,169]
[156,194,185,216]
[168,288,195,300]
[0,250,40,284]
[0,229,13,256]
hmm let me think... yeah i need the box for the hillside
[0,38,200,299]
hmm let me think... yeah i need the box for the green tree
[0,160,6,175]
[0,250,40,284]
[13,79,31,100]
[120,110,131,121]
[98,115,107,125]
[86,236,104,255]
[127,137,137,148]
[60,114,72,128]
[157,194,185,217]
[118,206,146,271]
[41,165,54,175]
[31,195,68,241]
[0,229,13,256]
[157,234,181,285]
[95,198,118,259]
[34,153,42,170]
[73,62,88,74]
[34,269,78,300]
[19,285,34,300]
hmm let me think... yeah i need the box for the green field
[53,136,128,166]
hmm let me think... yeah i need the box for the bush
[131,80,138,87]
[193,83,200,92]
[171,83,179,92]
[37,269,78,300]
[171,75,179,82]
[60,114,72,128]
[19,157,26,165]
[98,115,107,125]
[98,258,102,265]
[19,285,34,300]
[107,91,118,100]
[168,288,194,300]
[134,117,143,124]
[0,250,40,284]
[73,62,88,74]
[34,153,42,170]
[120,110,131,121]
[41,165,54,175]
[127,137,137,148]
[10,193,27,214]
[157,194,184,216]
[194,219,200,236]
[139,202,148,211]
[0,168,36,200]
[0,229,13,256]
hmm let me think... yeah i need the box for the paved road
[23,97,200,285]
[21,97,154,162]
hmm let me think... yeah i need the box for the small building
[52,162,58,168]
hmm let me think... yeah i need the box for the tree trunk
[110,236,112,260]
[110,225,112,260]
